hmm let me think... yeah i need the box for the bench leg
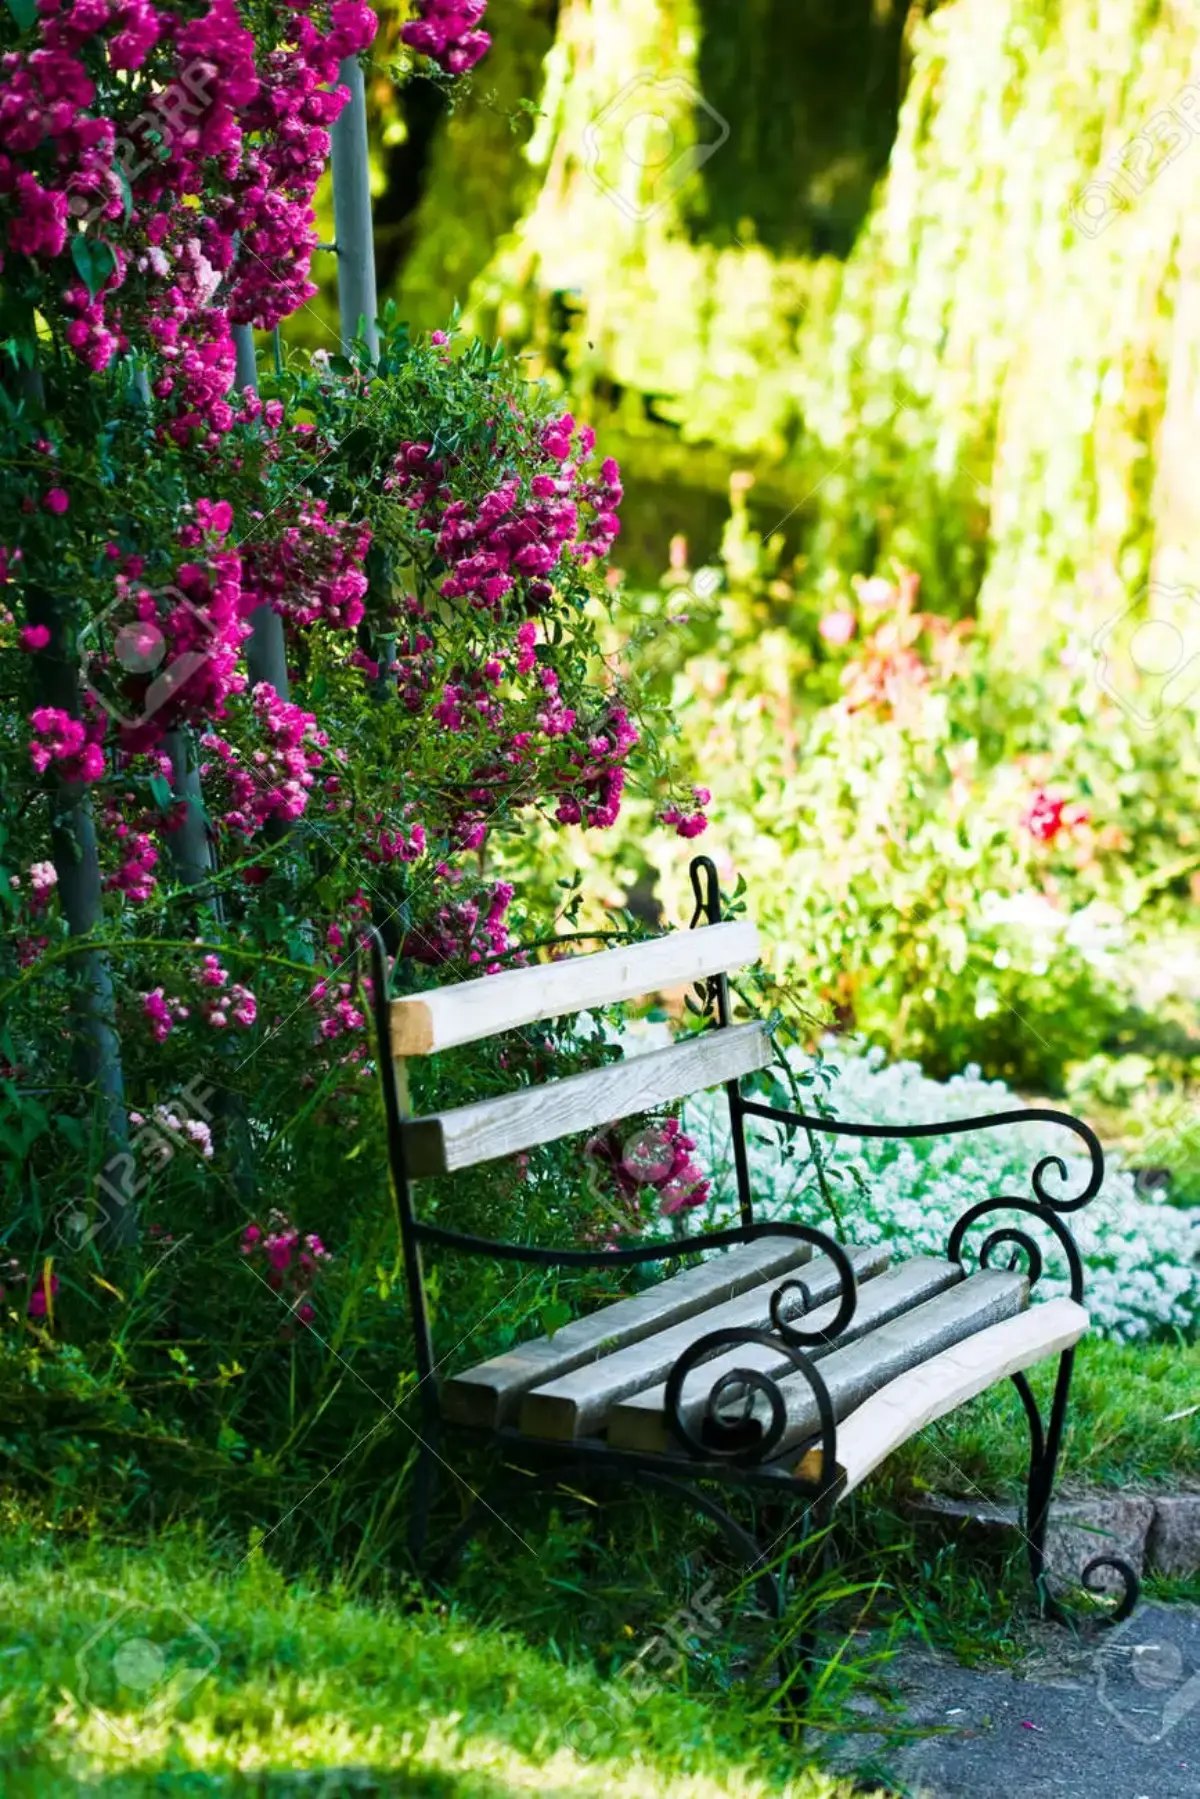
[408,1425,440,1567]
[1012,1347,1138,1626]
[419,1453,826,1726]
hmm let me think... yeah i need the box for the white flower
[682,1041,1200,1342]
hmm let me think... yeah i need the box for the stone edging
[911,1491,1200,1583]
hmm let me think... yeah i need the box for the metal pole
[230,321,291,700]
[161,728,214,892]
[330,54,380,360]
[25,583,133,1244]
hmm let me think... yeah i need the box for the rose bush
[561,476,1200,1095]
[0,0,723,1543]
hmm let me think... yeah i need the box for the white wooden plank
[439,1234,815,1430]
[519,1245,891,1442]
[390,921,760,1056]
[828,1298,1090,1498]
[403,1022,772,1177]
[607,1255,964,1455]
[755,1270,1029,1461]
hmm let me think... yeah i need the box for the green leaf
[54,1113,86,1150]
[114,164,134,225]
[285,931,316,966]
[70,235,116,300]
[3,0,36,30]
[149,772,173,812]
[540,1300,573,1340]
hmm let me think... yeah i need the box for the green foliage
[393,0,1200,672]
[787,0,1200,643]
[0,1529,869,1796]
[554,482,1200,1092]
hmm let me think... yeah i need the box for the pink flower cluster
[196,952,257,1027]
[140,955,256,1037]
[10,860,59,915]
[585,1117,711,1239]
[0,0,377,432]
[1,1258,60,1320]
[307,976,365,1040]
[403,879,514,967]
[1022,788,1089,846]
[241,1208,332,1324]
[364,817,426,865]
[129,1103,214,1159]
[240,501,370,631]
[224,3,378,330]
[200,685,327,837]
[142,986,191,1041]
[102,799,159,903]
[96,527,249,754]
[386,415,622,614]
[400,0,489,73]
[29,705,106,783]
[552,704,639,831]
[658,785,710,841]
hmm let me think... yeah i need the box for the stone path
[839,1604,1200,1798]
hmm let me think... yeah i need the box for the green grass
[879,1333,1200,1498]
[0,1530,876,1799]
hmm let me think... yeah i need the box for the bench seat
[441,1244,1090,1495]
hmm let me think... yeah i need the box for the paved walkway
[841,1604,1200,1798]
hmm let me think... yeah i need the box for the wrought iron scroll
[946,1193,1138,1627]
[661,1224,856,1485]
[946,1194,1085,1302]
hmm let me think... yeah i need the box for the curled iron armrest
[740,1097,1105,1213]
[947,1196,1086,1303]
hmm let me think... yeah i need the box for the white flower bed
[683,1044,1200,1343]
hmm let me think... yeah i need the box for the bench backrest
[364,856,769,1409]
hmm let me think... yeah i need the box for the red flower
[1022,789,1090,845]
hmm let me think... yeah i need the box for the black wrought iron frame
[362,853,1138,1700]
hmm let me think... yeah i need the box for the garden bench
[363,857,1138,1682]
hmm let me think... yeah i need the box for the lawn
[0,1531,872,1799]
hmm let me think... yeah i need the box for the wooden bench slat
[439,1234,816,1430]
[765,1269,1029,1462]
[519,1245,891,1442]
[404,1022,773,1178]
[827,1298,1090,1497]
[606,1254,964,1455]
[390,921,760,1056]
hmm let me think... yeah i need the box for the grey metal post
[230,321,291,700]
[330,54,380,360]
[161,728,214,891]
[26,584,133,1243]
